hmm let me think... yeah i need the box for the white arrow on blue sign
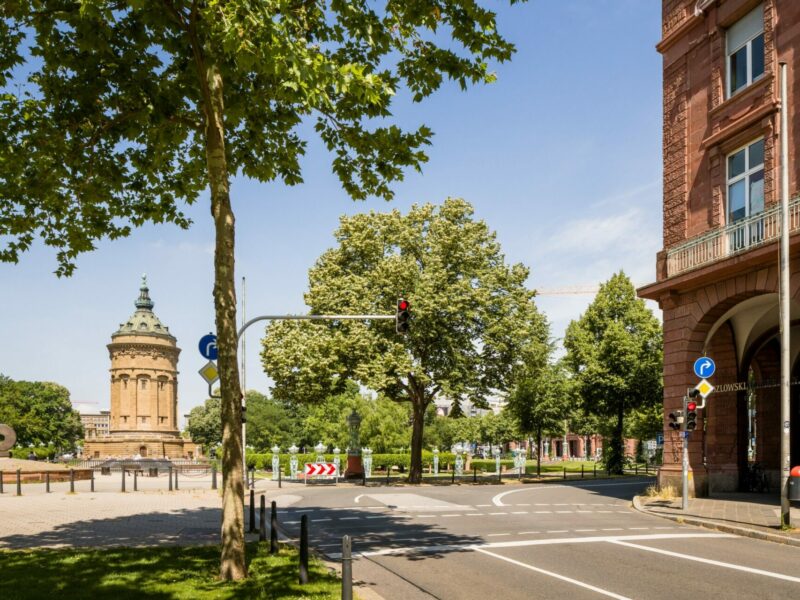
[693,356,715,379]
[199,333,218,360]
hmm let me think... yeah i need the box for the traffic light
[668,410,683,430]
[396,298,411,334]
[685,401,698,431]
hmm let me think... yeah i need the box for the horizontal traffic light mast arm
[237,314,395,341]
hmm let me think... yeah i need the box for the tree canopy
[563,271,662,474]
[261,198,548,482]
[1,0,527,579]
[0,374,83,450]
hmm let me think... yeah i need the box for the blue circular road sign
[693,356,715,379]
[199,333,218,360]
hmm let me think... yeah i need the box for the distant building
[81,411,110,439]
[83,276,202,459]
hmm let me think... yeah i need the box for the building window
[726,4,764,97]
[140,379,147,390]
[727,138,765,249]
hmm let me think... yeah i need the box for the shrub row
[245,451,456,473]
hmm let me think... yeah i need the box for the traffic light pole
[681,395,689,511]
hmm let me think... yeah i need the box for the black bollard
[270,500,278,554]
[259,495,267,542]
[91,469,95,492]
[168,466,173,491]
[70,468,75,493]
[581,464,585,479]
[473,466,477,483]
[299,515,309,584]
[386,468,390,485]
[563,467,567,480]
[451,469,455,484]
[635,464,639,476]
[594,464,597,478]
[362,470,366,487]
[278,468,282,489]
[175,468,179,490]
[46,471,50,493]
[212,464,217,490]
[499,467,502,484]
[341,534,353,600]
[0,470,3,494]
[121,468,126,492]
[249,489,257,533]
[16,468,22,496]
[134,469,138,492]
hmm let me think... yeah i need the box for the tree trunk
[608,403,625,475]
[204,60,246,581]
[408,397,426,484]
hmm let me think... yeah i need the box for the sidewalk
[634,492,800,547]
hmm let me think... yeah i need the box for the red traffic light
[687,401,697,412]
[398,299,409,311]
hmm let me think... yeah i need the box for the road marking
[576,510,593,513]
[417,515,435,518]
[516,503,531,506]
[324,533,735,559]
[519,531,539,535]
[511,511,528,514]
[534,510,552,514]
[492,481,651,506]
[475,548,632,600]
[285,521,299,524]
[476,504,492,507]
[556,511,574,514]
[602,528,624,531]
[653,526,674,530]
[366,516,386,519]
[464,513,483,517]
[628,527,649,530]
[312,518,332,522]
[611,540,800,583]
[340,517,360,521]
[575,529,597,532]
[487,533,511,537]
[441,514,460,518]
[489,512,508,516]
[547,530,569,533]
[354,495,364,504]
[294,509,314,512]
[597,510,613,513]
[554,503,569,506]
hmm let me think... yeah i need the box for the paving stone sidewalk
[635,493,800,545]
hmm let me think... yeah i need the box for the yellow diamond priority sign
[695,378,714,399]
[198,360,219,385]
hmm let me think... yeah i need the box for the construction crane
[535,285,600,296]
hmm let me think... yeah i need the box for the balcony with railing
[665,198,800,278]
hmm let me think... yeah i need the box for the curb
[632,495,800,548]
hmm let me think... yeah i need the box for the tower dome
[112,274,175,340]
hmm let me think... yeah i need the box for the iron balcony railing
[665,198,800,277]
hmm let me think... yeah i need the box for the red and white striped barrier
[304,463,338,476]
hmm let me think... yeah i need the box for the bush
[470,458,515,472]
[243,450,457,473]
[11,446,57,460]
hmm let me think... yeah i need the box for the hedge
[245,451,456,473]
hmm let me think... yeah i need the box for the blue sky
[0,1,663,420]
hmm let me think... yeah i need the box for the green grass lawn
[0,542,341,600]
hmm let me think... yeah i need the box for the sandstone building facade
[83,277,201,459]
[640,0,800,494]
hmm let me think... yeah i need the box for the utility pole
[241,276,247,487]
[779,62,791,528]
[682,395,689,511]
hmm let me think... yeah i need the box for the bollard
[635,464,639,476]
[175,468,179,490]
[259,495,266,542]
[498,467,502,484]
[473,466,477,483]
[134,469,138,492]
[451,469,455,484]
[362,470,366,487]
[386,469,390,485]
[70,468,75,493]
[299,515,309,584]
[594,464,597,478]
[581,464,585,479]
[563,467,567,480]
[341,534,353,600]
[0,470,3,494]
[278,468,282,489]
[212,464,217,490]
[91,469,95,492]
[270,500,278,555]
[250,467,255,489]
[249,489,257,533]
[121,468,126,492]
[46,471,50,493]
[168,466,173,491]
[16,468,22,496]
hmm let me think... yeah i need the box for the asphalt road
[272,478,800,599]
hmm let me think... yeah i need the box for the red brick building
[640,1,800,495]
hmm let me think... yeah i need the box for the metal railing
[666,198,800,277]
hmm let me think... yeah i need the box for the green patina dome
[112,274,176,341]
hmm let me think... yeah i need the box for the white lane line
[556,511,574,514]
[517,503,531,506]
[464,513,483,517]
[340,517,360,521]
[354,495,364,504]
[312,518,332,522]
[547,530,569,533]
[534,510,552,514]
[476,504,492,507]
[576,510,593,513]
[487,533,511,537]
[554,503,569,506]
[575,529,597,532]
[330,533,734,559]
[475,548,632,600]
[366,516,387,520]
[602,528,624,531]
[294,509,314,512]
[611,540,800,583]
[597,511,613,513]
[285,521,299,525]
[519,531,539,535]
[628,527,649,530]
[489,512,508,516]
[417,515,435,518]
[653,526,674,530]
[511,511,528,514]
[492,481,650,506]
[441,514,460,518]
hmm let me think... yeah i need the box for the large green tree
[261,199,545,482]
[506,361,569,475]
[1,0,526,579]
[0,375,83,450]
[563,272,662,474]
